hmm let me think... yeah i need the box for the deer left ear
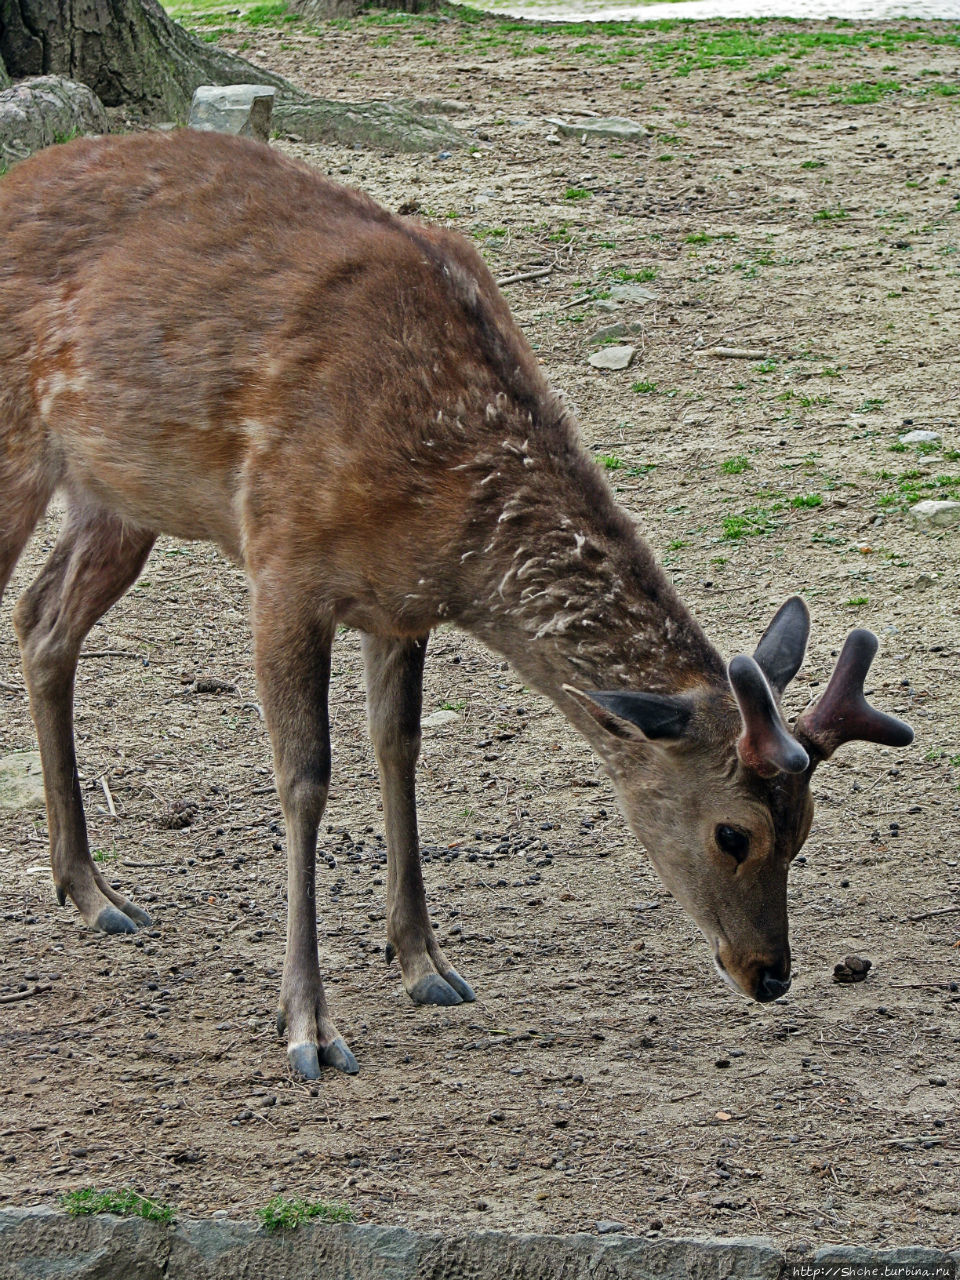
[752,596,810,697]
[564,685,692,742]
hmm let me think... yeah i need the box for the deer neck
[454,424,726,729]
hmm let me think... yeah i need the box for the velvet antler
[728,655,810,778]
[795,629,914,762]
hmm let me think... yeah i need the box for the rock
[421,710,460,728]
[589,322,643,345]
[899,429,940,445]
[910,499,960,528]
[608,283,658,304]
[595,1221,627,1234]
[273,99,467,154]
[547,115,648,141]
[189,84,277,144]
[0,76,107,166]
[588,346,635,371]
[0,752,45,812]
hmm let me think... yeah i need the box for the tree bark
[0,0,300,120]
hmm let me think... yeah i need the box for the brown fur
[1,132,894,1077]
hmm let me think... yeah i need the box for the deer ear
[563,685,692,742]
[752,596,810,698]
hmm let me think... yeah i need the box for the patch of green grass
[685,232,714,245]
[721,455,752,475]
[722,508,778,540]
[61,1189,175,1225]
[813,207,848,222]
[563,187,592,201]
[790,493,823,508]
[750,62,789,82]
[245,0,291,22]
[859,397,886,412]
[844,596,869,607]
[829,78,900,103]
[632,379,658,393]
[257,1196,355,1233]
[801,159,826,169]
[609,267,658,283]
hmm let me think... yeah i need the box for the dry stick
[79,649,143,660]
[0,984,50,1005]
[0,680,23,695]
[496,266,553,287]
[705,347,770,359]
[100,775,117,819]
[905,905,960,922]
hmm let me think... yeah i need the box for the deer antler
[728,655,810,778]
[795,629,914,762]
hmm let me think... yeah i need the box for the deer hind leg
[362,632,476,1007]
[12,503,155,934]
[252,589,357,1080]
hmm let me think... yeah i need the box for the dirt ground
[1,6,958,1253]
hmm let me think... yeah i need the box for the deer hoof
[443,970,476,1003]
[123,901,153,927]
[276,1009,287,1036]
[321,1037,359,1075]
[94,905,139,935]
[409,974,463,1006]
[288,1042,322,1080]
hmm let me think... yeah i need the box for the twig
[905,905,960,922]
[705,347,770,360]
[496,266,553,287]
[0,679,24,694]
[100,775,117,819]
[0,984,50,1005]
[79,650,143,660]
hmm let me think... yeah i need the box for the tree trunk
[0,0,300,120]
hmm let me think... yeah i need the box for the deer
[0,130,913,1080]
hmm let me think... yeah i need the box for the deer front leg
[13,507,155,934]
[253,593,357,1080]
[362,633,475,1007]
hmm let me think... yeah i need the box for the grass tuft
[257,1195,355,1233]
[61,1188,175,1224]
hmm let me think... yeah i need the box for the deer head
[567,598,913,1002]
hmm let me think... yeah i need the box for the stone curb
[0,1207,956,1280]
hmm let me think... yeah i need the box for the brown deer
[0,131,912,1079]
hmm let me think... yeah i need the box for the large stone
[899,429,940,445]
[547,115,648,141]
[189,84,277,144]
[1,1209,957,1280]
[0,75,107,166]
[0,752,45,812]
[608,283,658,304]
[910,499,960,528]
[273,99,467,154]
[588,345,636,371]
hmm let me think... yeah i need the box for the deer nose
[755,968,791,1002]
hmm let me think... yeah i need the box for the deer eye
[716,824,750,864]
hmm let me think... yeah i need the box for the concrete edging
[0,1207,956,1279]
